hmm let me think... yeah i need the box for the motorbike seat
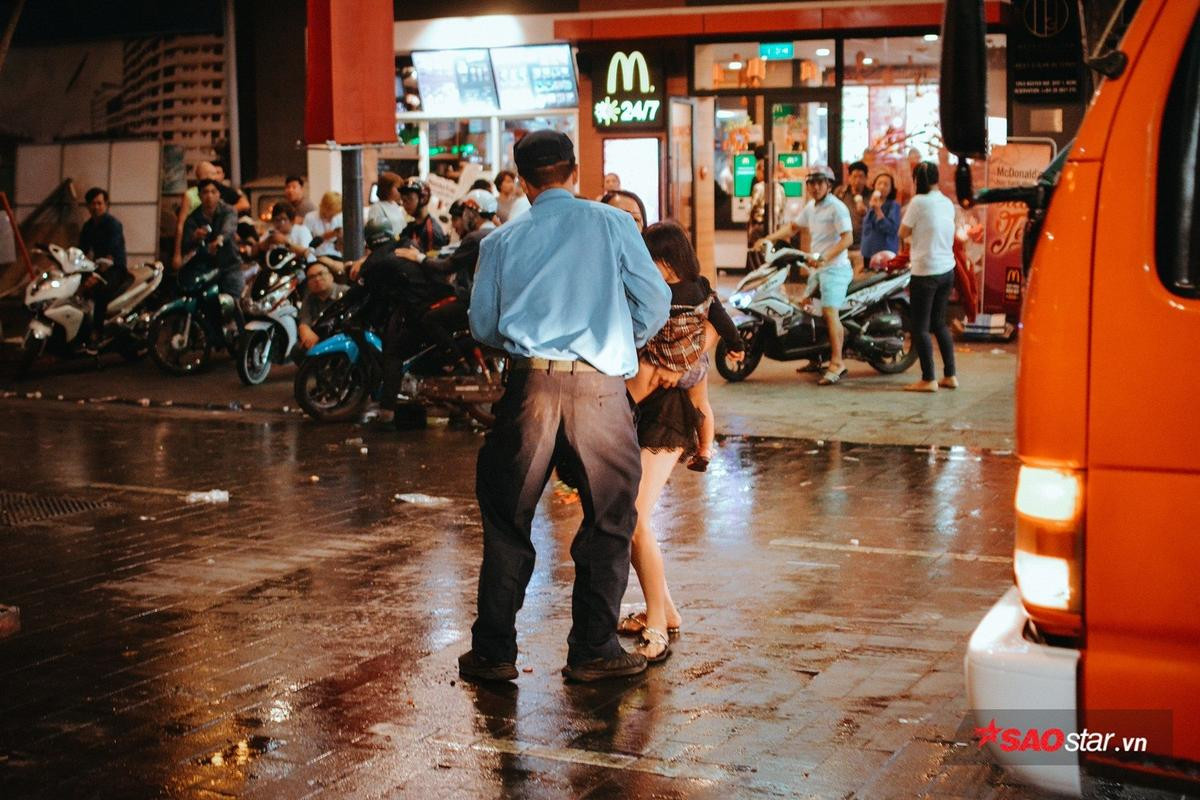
[846,270,893,295]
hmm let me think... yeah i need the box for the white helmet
[461,188,498,217]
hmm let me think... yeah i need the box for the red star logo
[974,718,1002,748]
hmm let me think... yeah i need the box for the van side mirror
[940,0,989,205]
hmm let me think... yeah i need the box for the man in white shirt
[261,202,315,264]
[758,165,854,384]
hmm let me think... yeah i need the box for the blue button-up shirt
[469,188,670,377]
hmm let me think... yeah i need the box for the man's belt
[511,356,599,373]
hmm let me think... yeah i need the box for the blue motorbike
[292,282,504,427]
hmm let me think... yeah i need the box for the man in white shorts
[758,164,854,385]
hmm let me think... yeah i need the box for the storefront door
[668,98,696,240]
[763,89,839,227]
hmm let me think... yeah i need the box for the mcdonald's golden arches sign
[590,48,665,129]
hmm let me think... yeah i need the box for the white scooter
[19,244,163,376]
[234,247,304,385]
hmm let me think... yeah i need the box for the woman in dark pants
[898,161,959,392]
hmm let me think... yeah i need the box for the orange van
[945,0,1200,795]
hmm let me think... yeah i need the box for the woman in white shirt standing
[898,161,958,392]
[367,172,409,238]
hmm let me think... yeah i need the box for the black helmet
[363,218,394,249]
[399,177,431,207]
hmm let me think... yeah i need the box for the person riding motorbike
[398,177,449,254]
[78,187,128,349]
[355,218,454,407]
[396,188,497,366]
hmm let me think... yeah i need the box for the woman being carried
[620,221,744,662]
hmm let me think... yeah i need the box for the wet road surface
[0,403,1170,798]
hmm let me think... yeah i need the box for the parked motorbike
[235,248,305,385]
[293,277,504,427]
[149,261,242,375]
[716,243,917,381]
[18,244,163,376]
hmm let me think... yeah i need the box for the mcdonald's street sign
[590,48,664,129]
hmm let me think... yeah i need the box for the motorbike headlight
[730,292,751,309]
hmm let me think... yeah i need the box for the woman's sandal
[817,366,848,385]
[618,611,681,638]
[636,627,671,663]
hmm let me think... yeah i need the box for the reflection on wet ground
[0,404,1162,798]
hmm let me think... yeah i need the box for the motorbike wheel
[294,353,368,422]
[236,329,273,386]
[16,333,45,379]
[150,311,211,375]
[867,303,920,374]
[715,322,763,382]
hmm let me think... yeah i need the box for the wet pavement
[0,402,1170,799]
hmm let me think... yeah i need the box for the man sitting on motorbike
[78,187,128,349]
[297,261,345,353]
[396,188,497,368]
[398,178,449,254]
[757,165,854,385]
[182,178,244,297]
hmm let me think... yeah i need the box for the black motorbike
[716,244,918,381]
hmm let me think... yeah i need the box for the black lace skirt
[637,387,701,455]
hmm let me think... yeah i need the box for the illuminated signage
[759,42,794,60]
[778,152,805,197]
[733,153,757,198]
[592,49,663,129]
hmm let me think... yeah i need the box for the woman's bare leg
[630,448,684,638]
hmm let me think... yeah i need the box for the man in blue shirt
[460,130,670,684]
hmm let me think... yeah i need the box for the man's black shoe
[458,650,518,682]
[561,650,647,682]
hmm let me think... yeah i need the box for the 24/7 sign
[592,50,664,129]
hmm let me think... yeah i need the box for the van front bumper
[964,586,1082,797]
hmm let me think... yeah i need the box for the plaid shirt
[640,296,713,372]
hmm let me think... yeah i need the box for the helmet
[398,177,431,207]
[805,164,835,183]
[363,218,395,249]
[868,249,897,271]
[460,188,498,217]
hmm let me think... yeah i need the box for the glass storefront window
[428,118,491,179]
[695,40,834,91]
[841,34,1006,200]
[499,115,577,175]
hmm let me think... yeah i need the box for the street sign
[759,42,794,61]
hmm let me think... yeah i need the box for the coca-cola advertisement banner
[982,141,1054,316]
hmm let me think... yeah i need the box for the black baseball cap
[514,130,576,174]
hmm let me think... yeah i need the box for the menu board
[490,44,578,111]
[411,49,498,115]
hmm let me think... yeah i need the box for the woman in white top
[898,161,958,392]
[304,192,344,258]
[367,172,409,237]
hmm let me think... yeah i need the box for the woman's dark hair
[913,161,939,195]
[600,189,647,227]
[271,201,295,220]
[377,171,403,199]
[642,220,700,283]
[470,178,494,192]
[196,178,220,193]
[873,172,898,202]
[84,187,108,204]
[495,170,517,189]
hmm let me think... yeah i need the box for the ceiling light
[924,34,939,42]
[862,57,874,65]
[815,47,830,57]
[727,60,743,70]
